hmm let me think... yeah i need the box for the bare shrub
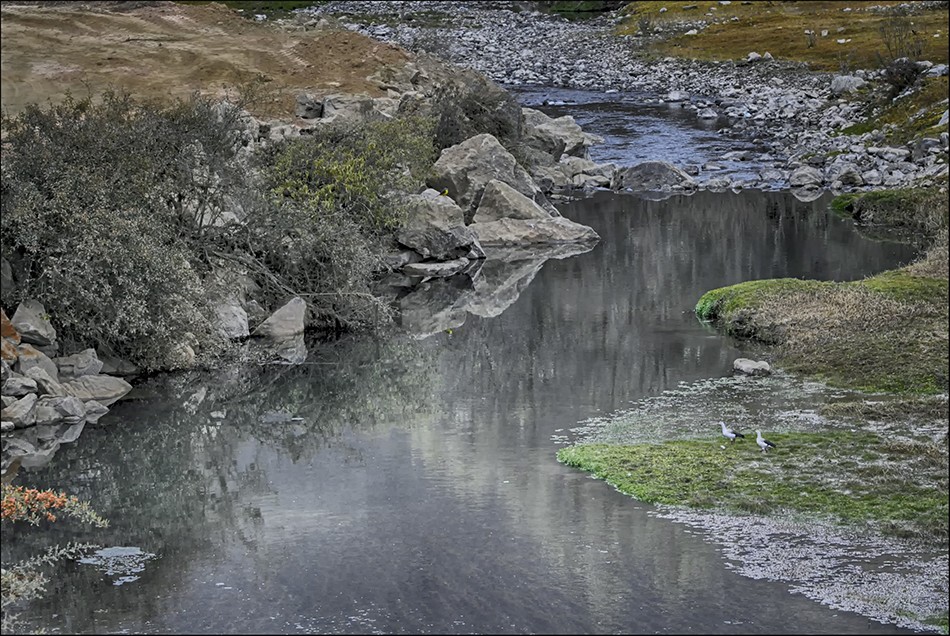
[878,12,924,62]
[0,90,243,368]
[428,78,524,153]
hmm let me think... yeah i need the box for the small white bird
[720,421,745,443]
[756,430,777,453]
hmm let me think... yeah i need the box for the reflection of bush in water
[0,335,436,630]
[196,334,437,449]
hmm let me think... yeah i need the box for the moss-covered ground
[558,427,948,541]
[694,239,948,395]
[831,185,950,236]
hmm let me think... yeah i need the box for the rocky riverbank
[304,0,949,194]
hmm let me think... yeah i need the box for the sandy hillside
[0,1,410,119]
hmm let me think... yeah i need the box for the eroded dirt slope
[1,1,409,118]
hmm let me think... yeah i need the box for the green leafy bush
[227,115,437,330]
[262,115,436,233]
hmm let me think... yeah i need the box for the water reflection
[2,191,918,634]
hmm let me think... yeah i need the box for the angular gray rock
[522,108,593,161]
[253,296,306,339]
[214,299,250,340]
[471,217,600,247]
[15,343,59,382]
[1,392,37,428]
[84,400,110,425]
[397,190,484,261]
[320,93,389,123]
[295,92,323,119]
[54,348,103,380]
[472,180,551,223]
[24,367,66,397]
[34,395,86,426]
[2,375,37,397]
[559,156,615,181]
[611,161,698,192]
[830,75,867,95]
[733,358,772,376]
[427,133,553,222]
[11,300,57,346]
[61,375,133,407]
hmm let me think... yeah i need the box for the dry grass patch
[622,1,950,71]
[0,1,409,119]
[696,236,949,394]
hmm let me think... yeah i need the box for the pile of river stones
[299,0,949,194]
[1,304,134,433]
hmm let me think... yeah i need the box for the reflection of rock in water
[396,243,596,338]
[78,546,157,586]
[398,274,475,338]
[2,421,85,472]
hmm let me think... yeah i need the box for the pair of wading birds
[720,421,776,453]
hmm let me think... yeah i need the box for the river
[2,96,926,633]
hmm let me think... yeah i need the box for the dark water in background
[3,190,920,634]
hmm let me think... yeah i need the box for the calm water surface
[4,190,919,634]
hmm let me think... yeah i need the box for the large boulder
[472,180,551,224]
[789,165,824,188]
[15,344,59,382]
[611,161,697,192]
[320,93,390,124]
[830,75,867,95]
[24,367,66,397]
[34,396,86,426]
[2,375,37,397]
[253,296,306,339]
[1,392,37,428]
[734,358,772,376]
[11,300,57,346]
[53,348,103,380]
[471,217,600,247]
[96,347,139,377]
[213,298,250,340]
[522,108,595,162]
[427,133,554,222]
[397,190,484,261]
[560,156,616,181]
[60,375,132,407]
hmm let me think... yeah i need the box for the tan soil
[1,1,410,119]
